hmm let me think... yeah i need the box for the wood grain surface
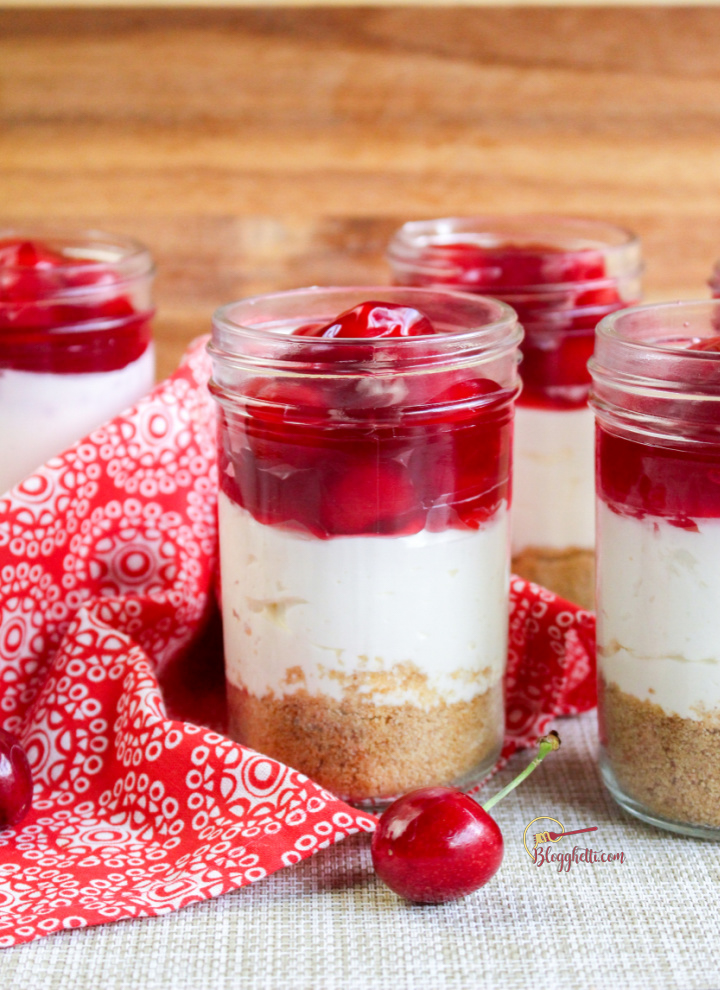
[2,7,720,378]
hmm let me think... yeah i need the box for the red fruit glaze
[414,242,606,291]
[296,301,438,339]
[597,332,720,527]
[597,426,720,526]
[371,786,504,904]
[219,302,513,538]
[520,331,597,408]
[0,237,152,374]
[0,239,67,302]
[402,241,631,409]
[690,336,720,353]
[320,461,425,537]
[0,728,33,829]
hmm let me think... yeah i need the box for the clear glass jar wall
[590,300,720,838]
[388,216,643,609]
[209,287,522,804]
[0,229,155,493]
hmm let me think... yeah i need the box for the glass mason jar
[0,229,155,493]
[590,300,720,838]
[388,216,643,609]
[208,286,522,805]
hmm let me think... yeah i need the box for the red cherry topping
[0,237,66,275]
[597,330,720,527]
[574,284,623,308]
[400,239,633,408]
[321,461,424,536]
[0,236,124,304]
[295,301,438,339]
[0,237,152,373]
[371,732,560,904]
[423,241,606,290]
[520,332,596,408]
[690,336,720,352]
[222,299,514,538]
[0,239,66,305]
[598,423,720,524]
[246,379,331,425]
[0,728,33,829]
[243,379,333,467]
[430,375,502,412]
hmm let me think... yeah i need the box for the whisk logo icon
[523,817,565,858]
[523,817,599,860]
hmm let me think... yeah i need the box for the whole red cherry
[371,732,561,904]
[296,301,437,339]
[0,727,33,829]
[371,787,503,904]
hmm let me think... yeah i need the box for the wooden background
[2,6,720,378]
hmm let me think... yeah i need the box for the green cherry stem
[481,731,561,813]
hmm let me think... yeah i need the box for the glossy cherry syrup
[402,241,629,410]
[219,302,513,538]
[597,427,720,527]
[597,336,720,527]
[690,336,720,353]
[407,241,608,291]
[294,300,437,339]
[0,237,152,373]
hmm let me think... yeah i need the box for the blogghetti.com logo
[523,817,627,872]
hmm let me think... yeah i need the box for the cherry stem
[481,731,561,813]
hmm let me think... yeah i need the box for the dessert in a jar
[209,287,522,804]
[590,301,720,837]
[0,230,155,493]
[388,217,643,609]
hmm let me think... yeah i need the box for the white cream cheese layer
[0,344,155,494]
[219,492,509,709]
[598,501,720,720]
[512,404,595,553]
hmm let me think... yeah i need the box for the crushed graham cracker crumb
[600,679,720,827]
[227,679,503,803]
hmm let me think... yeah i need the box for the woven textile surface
[2,712,718,990]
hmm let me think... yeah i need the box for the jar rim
[595,299,720,358]
[0,227,155,283]
[211,285,521,369]
[387,215,643,291]
[589,300,720,445]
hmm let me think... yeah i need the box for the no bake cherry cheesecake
[388,217,643,608]
[209,288,522,804]
[591,301,720,836]
[0,231,155,492]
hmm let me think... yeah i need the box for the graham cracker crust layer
[227,680,503,803]
[512,545,594,609]
[600,680,720,827]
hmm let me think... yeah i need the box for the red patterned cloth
[0,338,596,948]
